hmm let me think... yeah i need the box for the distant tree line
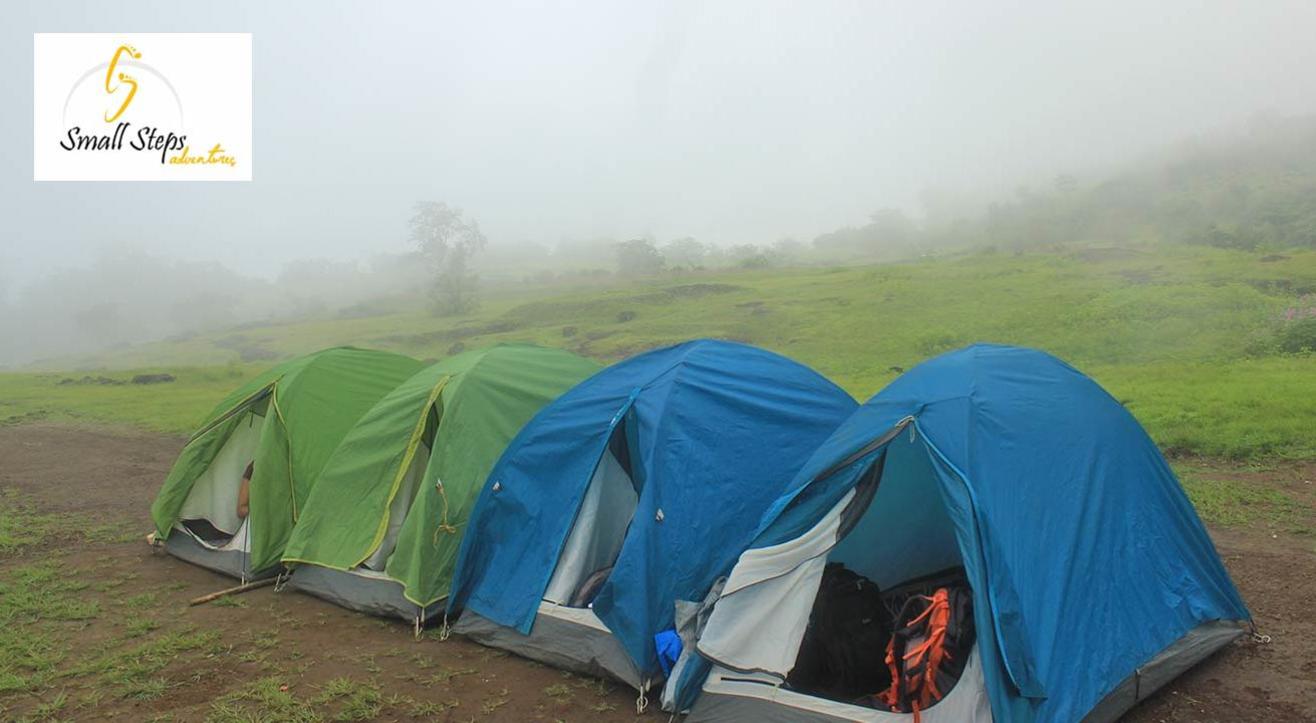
[602,115,1316,278]
[812,117,1316,259]
[608,236,813,276]
[442,116,1316,286]
[958,124,1316,252]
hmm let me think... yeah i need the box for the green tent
[281,344,601,621]
[150,347,423,579]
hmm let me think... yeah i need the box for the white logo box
[34,33,252,181]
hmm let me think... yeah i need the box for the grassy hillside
[3,242,1315,458]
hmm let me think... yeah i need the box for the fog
[4,0,1316,366]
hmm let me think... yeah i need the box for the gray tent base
[692,641,991,722]
[163,529,278,581]
[285,565,442,623]
[454,603,647,691]
[687,619,1245,722]
[1082,619,1245,722]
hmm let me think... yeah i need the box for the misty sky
[4,0,1316,288]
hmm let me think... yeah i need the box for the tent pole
[189,577,277,606]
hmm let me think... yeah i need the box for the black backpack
[786,563,892,700]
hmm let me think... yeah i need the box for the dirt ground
[1,423,1313,722]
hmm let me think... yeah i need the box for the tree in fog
[771,237,806,264]
[615,238,665,276]
[726,243,774,269]
[409,201,488,315]
[867,208,917,247]
[661,237,709,270]
[813,207,920,257]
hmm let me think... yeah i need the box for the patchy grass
[408,697,458,716]
[1,491,78,557]
[207,676,321,723]
[0,627,65,696]
[1,561,101,624]
[0,365,264,434]
[0,489,138,556]
[1100,357,1316,459]
[0,557,106,707]
[480,688,510,714]
[124,617,162,638]
[26,689,68,721]
[123,591,159,609]
[425,665,476,687]
[544,682,574,700]
[313,677,382,722]
[92,628,223,699]
[1180,474,1307,531]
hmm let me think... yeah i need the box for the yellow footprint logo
[104,44,141,123]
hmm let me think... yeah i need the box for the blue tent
[676,344,1250,722]
[446,339,858,692]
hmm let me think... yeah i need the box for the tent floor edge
[283,563,443,622]
[690,640,992,723]
[163,529,280,581]
[454,602,648,691]
[1081,619,1247,723]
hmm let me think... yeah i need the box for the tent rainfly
[280,344,602,624]
[446,339,859,701]
[150,347,423,580]
[664,344,1251,722]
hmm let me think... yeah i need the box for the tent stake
[189,577,277,606]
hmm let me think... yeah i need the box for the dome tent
[668,344,1250,722]
[446,339,859,698]
[150,347,423,580]
[280,344,601,624]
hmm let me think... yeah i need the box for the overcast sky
[4,0,1316,287]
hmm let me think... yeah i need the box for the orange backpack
[877,585,973,721]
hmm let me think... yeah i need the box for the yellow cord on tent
[432,480,458,545]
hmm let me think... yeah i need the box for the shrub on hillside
[1277,317,1316,353]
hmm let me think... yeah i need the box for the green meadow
[3,242,1315,459]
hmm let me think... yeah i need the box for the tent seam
[351,375,452,570]
[271,386,297,521]
[185,383,276,444]
[915,417,1038,699]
